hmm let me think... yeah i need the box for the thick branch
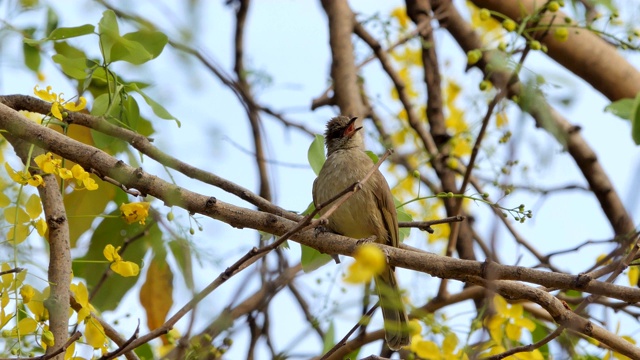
[8,139,70,359]
[471,0,640,101]
[320,0,364,116]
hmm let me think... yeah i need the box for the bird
[312,115,410,350]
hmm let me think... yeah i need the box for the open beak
[344,116,363,138]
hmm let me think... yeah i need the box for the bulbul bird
[312,116,411,350]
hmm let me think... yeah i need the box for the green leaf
[301,244,332,272]
[72,210,161,311]
[630,93,640,145]
[530,318,550,358]
[52,53,87,79]
[53,41,86,59]
[322,322,335,353]
[110,37,153,65]
[98,10,120,63]
[110,30,167,64]
[605,98,634,120]
[127,84,181,126]
[395,199,412,242]
[168,238,194,290]
[365,150,378,163]
[45,6,59,36]
[133,343,154,360]
[48,24,95,40]
[308,134,326,175]
[122,94,141,129]
[64,180,116,247]
[23,43,41,72]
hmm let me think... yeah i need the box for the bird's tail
[374,267,411,351]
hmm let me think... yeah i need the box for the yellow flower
[70,282,93,322]
[411,332,469,359]
[33,85,87,121]
[484,296,536,343]
[629,266,639,286]
[34,152,61,174]
[71,164,98,190]
[20,285,35,304]
[103,244,140,277]
[26,286,49,322]
[344,244,386,284]
[4,162,44,187]
[391,7,410,28]
[120,202,150,225]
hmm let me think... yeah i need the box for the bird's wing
[312,176,319,208]
[372,171,399,248]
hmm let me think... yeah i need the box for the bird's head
[324,116,364,155]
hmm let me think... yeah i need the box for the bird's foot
[356,235,378,245]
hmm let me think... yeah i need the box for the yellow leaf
[4,206,30,224]
[85,318,106,349]
[35,218,48,237]
[0,192,10,207]
[140,259,174,331]
[25,194,42,219]
[7,223,30,245]
[16,317,38,335]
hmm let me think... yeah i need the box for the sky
[2,0,640,358]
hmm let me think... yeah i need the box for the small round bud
[189,228,195,235]
[467,49,483,65]
[482,193,489,199]
[447,192,454,198]
[554,27,569,42]
[166,211,174,221]
[547,1,560,12]
[530,40,542,50]
[498,41,507,52]
[479,8,491,21]
[479,80,492,91]
[502,19,517,32]
[412,170,420,178]
[223,337,233,347]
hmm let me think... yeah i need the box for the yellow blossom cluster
[33,85,86,121]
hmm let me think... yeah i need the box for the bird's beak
[344,116,363,138]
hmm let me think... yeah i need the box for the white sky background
[2,0,640,358]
